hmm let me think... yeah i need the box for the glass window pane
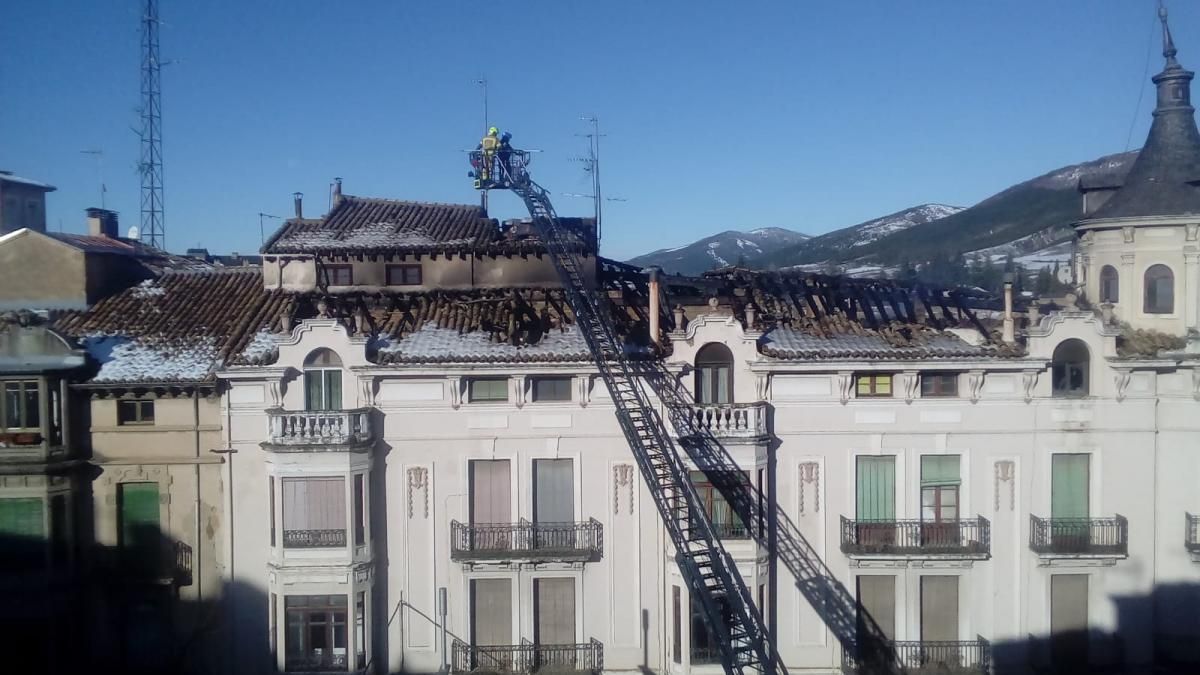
[305,373,324,411]
[876,376,892,395]
[24,385,39,428]
[325,371,343,409]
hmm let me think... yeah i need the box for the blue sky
[1,1,1195,260]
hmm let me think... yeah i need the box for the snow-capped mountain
[626,227,811,275]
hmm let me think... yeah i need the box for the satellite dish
[127,225,140,240]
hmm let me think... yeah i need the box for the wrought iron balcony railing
[105,540,193,586]
[451,638,603,674]
[283,528,347,549]
[1029,515,1128,557]
[676,402,768,440]
[266,408,374,448]
[284,651,348,672]
[690,645,723,665]
[843,639,992,674]
[1186,513,1200,553]
[450,519,603,563]
[840,516,991,558]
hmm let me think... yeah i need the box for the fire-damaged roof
[54,268,285,384]
[45,232,213,274]
[47,259,1022,385]
[262,195,597,256]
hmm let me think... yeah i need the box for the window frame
[117,398,156,426]
[920,373,959,398]
[323,264,354,286]
[284,594,349,670]
[694,343,734,405]
[531,376,573,403]
[385,264,422,286]
[468,378,509,403]
[1099,265,1119,304]
[855,373,894,398]
[2,379,41,430]
[689,470,751,539]
[1051,339,1090,398]
[1143,264,1175,314]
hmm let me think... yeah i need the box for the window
[672,586,681,664]
[270,593,278,657]
[856,575,896,641]
[386,264,422,286]
[0,497,44,567]
[920,576,959,644]
[533,578,576,645]
[921,456,960,535]
[282,477,347,548]
[269,477,277,547]
[532,377,572,402]
[470,460,511,552]
[119,482,161,575]
[1051,339,1089,397]
[695,343,733,404]
[118,399,155,425]
[690,595,731,664]
[285,595,348,672]
[690,471,749,539]
[353,474,365,547]
[1051,454,1091,552]
[470,578,512,647]
[468,378,508,403]
[1099,265,1119,304]
[304,349,343,411]
[855,455,897,547]
[920,373,959,398]
[1050,575,1089,667]
[323,264,353,286]
[855,373,893,398]
[355,592,367,669]
[1144,264,1174,314]
[2,380,40,430]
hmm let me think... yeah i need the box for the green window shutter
[120,482,161,550]
[856,456,896,520]
[324,371,342,409]
[920,455,961,486]
[305,372,323,411]
[1051,454,1089,519]
[0,498,45,538]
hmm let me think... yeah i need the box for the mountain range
[627,151,1138,276]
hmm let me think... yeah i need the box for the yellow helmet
[488,126,499,136]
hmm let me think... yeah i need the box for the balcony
[1186,513,1200,556]
[284,528,347,549]
[451,638,603,674]
[840,516,991,560]
[450,519,603,564]
[284,652,348,673]
[265,408,375,451]
[679,402,768,441]
[1029,515,1128,559]
[103,540,193,586]
[842,639,992,674]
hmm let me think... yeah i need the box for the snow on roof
[0,172,56,191]
[374,321,591,364]
[81,334,220,383]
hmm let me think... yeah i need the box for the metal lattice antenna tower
[139,0,165,249]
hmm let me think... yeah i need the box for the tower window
[1099,265,1119,304]
[1051,339,1089,398]
[1143,264,1174,314]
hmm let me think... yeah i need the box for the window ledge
[1033,551,1127,567]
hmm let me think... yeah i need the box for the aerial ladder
[471,148,775,675]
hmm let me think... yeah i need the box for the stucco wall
[0,232,86,310]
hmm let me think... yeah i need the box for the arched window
[695,343,734,405]
[1099,265,1119,304]
[1143,264,1175,314]
[1051,339,1089,398]
[303,349,343,410]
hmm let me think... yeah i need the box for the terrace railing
[266,408,374,448]
[283,528,347,549]
[843,639,992,674]
[450,519,603,563]
[1029,515,1128,557]
[840,516,990,558]
[451,638,603,674]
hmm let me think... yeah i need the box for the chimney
[648,267,661,345]
[745,303,757,330]
[1002,275,1015,343]
[1100,302,1115,324]
[293,192,304,219]
[1028,300,1041,326]
[332,177,344,208]
[86,208,119,238]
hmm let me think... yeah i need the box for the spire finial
[1160,1,1179,66]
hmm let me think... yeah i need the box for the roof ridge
[342,194,488,212]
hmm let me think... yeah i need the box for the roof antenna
[1160,1,1179,67]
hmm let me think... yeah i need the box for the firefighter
[479,126,501,181]
[497,131,514,181]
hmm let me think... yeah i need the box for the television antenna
[80,149,107,208]
[258,212,281,246]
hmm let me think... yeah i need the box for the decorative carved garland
[994,461,1015,512]
[406,467,429,519]
[798,462,820,514]
[613,464,635,515]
